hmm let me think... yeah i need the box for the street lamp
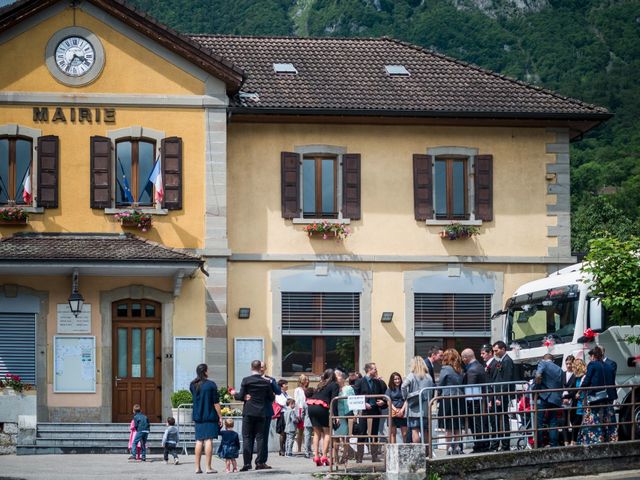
[68,269,84,317]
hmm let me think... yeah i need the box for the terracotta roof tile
[192,35,608,117]
[0,232,202,263]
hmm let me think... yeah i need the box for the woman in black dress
[306,368,339,466]
[385,372,408,443]
[190,363,223,474]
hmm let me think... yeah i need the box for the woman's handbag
[587,389,608,404]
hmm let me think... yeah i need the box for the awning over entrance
[0,232,205,294]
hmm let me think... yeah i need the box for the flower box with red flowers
[115,210,153,232]
[303,221,350,241]
[0,207,28,225]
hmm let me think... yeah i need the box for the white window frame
[425,146,482,226]
[105,126,167,215]
[0,124,44,212]
[291,144,351,225]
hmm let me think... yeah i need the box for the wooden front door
[112,299,162,423]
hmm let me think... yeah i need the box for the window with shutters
[0,136,32,206]
[115,138,156,207]
[281,146,361,222]
[0,125,56,210]
[302,155,337,218]
[413,147,492,224]
[92,126,183,212]
[281,292,359,375]
[434,157,468,220]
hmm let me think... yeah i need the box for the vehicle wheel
[619,389,640,441]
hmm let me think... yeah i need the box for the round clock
[45,27,105,87]
[55,36,96,77]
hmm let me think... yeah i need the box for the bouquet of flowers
[114,210,153,232]
[303,221,350,240]
[218,385,237,404]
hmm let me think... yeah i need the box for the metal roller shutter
[0,314,36,384]
[415,293,491,337]
[282,292,360,335]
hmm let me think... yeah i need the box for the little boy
[303,387,314,458]
[127,404,150,462]
[162,416,180,465]
[283,397,300,457]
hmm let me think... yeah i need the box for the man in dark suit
[601,347,618,442]
[234,359,275,471]
[424,346,443,382]
[492,341,516,451]
[462,348,490,452]
[353,362,387,462]
[481,344,499,449]
[256,361,281,469]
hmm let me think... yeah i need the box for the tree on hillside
[583,234,640,330]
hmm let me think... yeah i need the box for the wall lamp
[238,307,251,319]
[68,268,85,317]
[380,311,394,323]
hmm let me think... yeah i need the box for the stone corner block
[386,443,427,476]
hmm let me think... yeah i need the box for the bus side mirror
[589,298,603,331]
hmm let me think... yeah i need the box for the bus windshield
[506,285,579,348]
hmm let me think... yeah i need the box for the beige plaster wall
[228,123,557,257]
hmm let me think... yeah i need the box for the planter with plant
[439,223,479,240]
[0,373,31,395]
[115,210,153,232]
[170,389,193,424]
[0,207,28,225]
[303,221,350,240]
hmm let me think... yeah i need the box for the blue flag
[117,157,134,204]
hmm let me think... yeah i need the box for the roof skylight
[385,65,410,76]
[273,63,297,74]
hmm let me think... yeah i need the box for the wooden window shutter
[281,152,300,219]
[37,135,59,208]
[413,154,433,220]
[90,136,112,209]
[342,153,361,220]
[474,154,493,221]
[162,137,183,210]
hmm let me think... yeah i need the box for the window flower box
[439,223,479,240]
[303,221,350,240]
[0,207,28,225]
[115,210,153,232]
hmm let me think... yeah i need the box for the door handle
[115,377,122,386]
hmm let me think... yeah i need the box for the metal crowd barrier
[329,394,391,472]
[421,381,639,457]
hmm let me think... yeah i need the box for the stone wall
[0,421,18,454]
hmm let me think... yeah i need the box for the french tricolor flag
[149,158,163,203]
[23,168,32,204]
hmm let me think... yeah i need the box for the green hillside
[132,0,640,251]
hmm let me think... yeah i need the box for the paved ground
[0,453,639,479]
[0,453,329,479]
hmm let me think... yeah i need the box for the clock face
[55,36,95,77]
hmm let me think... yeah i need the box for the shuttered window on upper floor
[0,313,36,385]
[414,293,491,337]
[282,292,360,335]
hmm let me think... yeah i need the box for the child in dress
[284,398,300,456]
[217,418,240,473]
[161,416,180,464]
[127,404,150,462]
[128,419,142,460]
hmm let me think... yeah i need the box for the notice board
[233,337,264,391]
[173,337,205,392]
[53,336,96,393]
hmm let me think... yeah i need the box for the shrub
[170,389,192,408]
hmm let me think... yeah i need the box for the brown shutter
[90,136,112,209]
[474,154,493,221]
[281,152,300,219]
[37,135,59,208]
[162,137,182,210]
[342,153,361,220]
[413,154,433,220]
